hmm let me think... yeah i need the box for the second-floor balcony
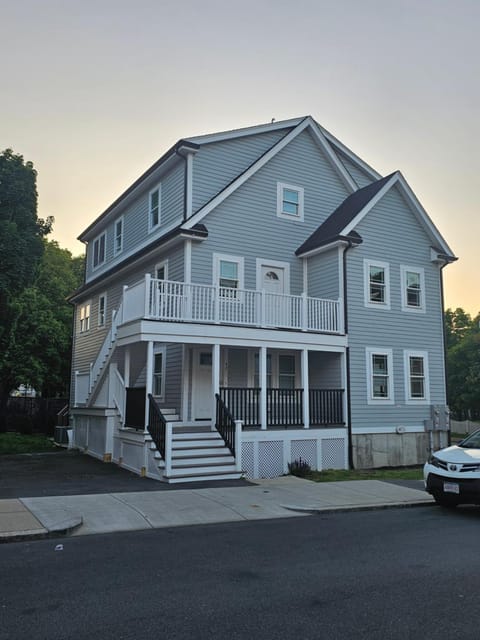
[122,275,343,334]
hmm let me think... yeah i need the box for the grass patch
[306,467,423,482]
[0,432,56,455]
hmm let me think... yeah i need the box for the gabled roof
[296,173,395,256]
[181,116,358,230]
[296,171,456,260]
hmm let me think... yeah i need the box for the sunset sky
[2,0,479,314]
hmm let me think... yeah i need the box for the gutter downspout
[440,261,451,447]
[175,145,189,222]
[343,240,355,469]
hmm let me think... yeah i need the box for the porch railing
[122,276,341,334]
[147,394,167,459]
[219,387,344,427]
[215,394,237,456]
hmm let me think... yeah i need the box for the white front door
[192,348,212,419]
[260,265,288,327]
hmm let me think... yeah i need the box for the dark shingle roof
[296,172,396,256]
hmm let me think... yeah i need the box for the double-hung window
[79,303,91,333]
[98,293,107,327]
[366,348,394,404]
[153,348,166,399]
[279,355,296,389]
[364,260,390,309]
[277,182,304,221]
[149,186,161,231]
[92,233,106,269]
[404,350,429,403]
[401,266,425,312]
[214,253,244,299]
[114,217,123,256]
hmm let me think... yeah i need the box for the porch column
[301,349,310,429]
[124,347,131,387]
[212,344,220,431]
[259,346,267,430]
[144,341,154,430]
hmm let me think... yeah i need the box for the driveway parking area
[0,450,247,499]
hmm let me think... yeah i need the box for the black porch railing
[267,388,304,427]
[215,394,236,455]
[219,387,344,427]
[309,389,344,425]
[147,394,167,458]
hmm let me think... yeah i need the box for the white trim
[302,259,308,294]
[148,184,161,232]
[319,126,382,181]
[255,258,291,294]
[113,216,124,256]
[403,349,430,405]
[154,259,168,281]
[182,117,357,230]
[400,265,426,313]
[185,116,305,145]
[352,425,424,434]
[186,153,193,218]
[276,182,304,221]
[213,253,245,290]
[184,239,192,284]
[366,347,394,405]
[363,259,391,310]
[92,232,106,270]
[343,174,398,235]
[97,292,107,328]
[152,345,167,401]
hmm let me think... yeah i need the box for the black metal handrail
[147,394,167,458]
[56,403,69,427]
[215,393,236,455]
[309,389,344,425]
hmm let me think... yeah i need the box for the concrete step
[173,431,222,441]
[168,463,238,475]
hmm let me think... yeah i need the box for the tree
[2,241,84,399]
[0,148,53,428]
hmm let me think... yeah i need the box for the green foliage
[288,457,312,478]
[0,432,56,455]
[445,307,480,418]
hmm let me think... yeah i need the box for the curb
[0,516,83,544]
[281,500,436,515]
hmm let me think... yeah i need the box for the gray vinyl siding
[85,161,185,282]
[307,249,340,300]
[334,149,376,189]
[162,344,183,413]
[191,129,291,213]
[191,129,349,294]
[308,352,342,388]
[346,185,446,430]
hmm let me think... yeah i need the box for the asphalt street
[1,506,479,640]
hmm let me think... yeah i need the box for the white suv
[424,429,480,507]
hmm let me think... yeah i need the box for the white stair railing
[87,298,124,397]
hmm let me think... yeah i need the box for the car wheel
[432,493,459,508]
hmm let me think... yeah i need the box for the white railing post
[214,286,220,324]
[301,349,310,429]
[234,420,242,472]
[302,293,308,332]
[165,422,173,477]
[261,290,266,327]
[144,273,151,318]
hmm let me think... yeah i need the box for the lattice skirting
[241,429,348,479]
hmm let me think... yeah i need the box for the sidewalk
[0,476,433,542]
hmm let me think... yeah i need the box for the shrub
[288,457,311,478]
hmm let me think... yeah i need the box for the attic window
[277,182,304,221]
[92,232,106,269]
[149,185,161,232]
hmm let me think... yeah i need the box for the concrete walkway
[0,476,433,542]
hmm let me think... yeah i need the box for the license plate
[444,482,460,494]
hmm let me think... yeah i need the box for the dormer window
[92,232,106,269]
[277,182,304,221]
[149,185,161,231]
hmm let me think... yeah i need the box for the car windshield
[458,430,480,449]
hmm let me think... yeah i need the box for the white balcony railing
[122,276,342,334]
